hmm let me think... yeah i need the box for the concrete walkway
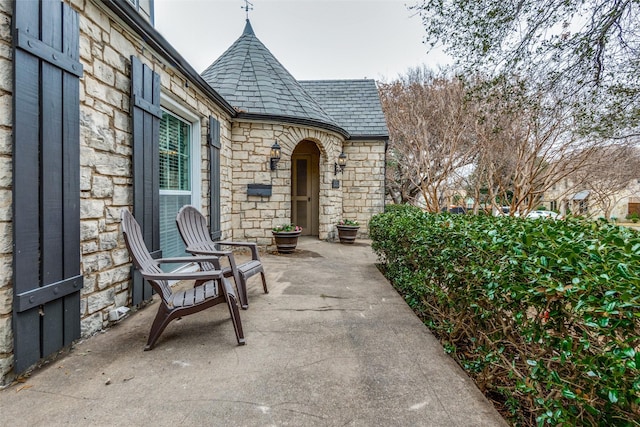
[0,238,507,426]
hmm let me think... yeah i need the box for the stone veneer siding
[229,121,385,246]
[0,0,387,385]
[341,140,386,238]
[74,0,235,337]
[231,121,345,246]
[0,0,235,384]
[0,0,13,384]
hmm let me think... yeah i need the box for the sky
[153,0,452,82]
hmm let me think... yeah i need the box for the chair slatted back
[121,209,173,304]
[176,205,218,271]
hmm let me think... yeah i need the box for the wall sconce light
[334,152,347,175]
[270,141,281,171]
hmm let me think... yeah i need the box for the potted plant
[336,219,359,244]
[272,224,302,253]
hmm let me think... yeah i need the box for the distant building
[542,179,640,220]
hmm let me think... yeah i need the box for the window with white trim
[158,98,201,264]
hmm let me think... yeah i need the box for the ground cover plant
[370,205,640,426]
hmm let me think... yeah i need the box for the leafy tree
[410,0,640,138]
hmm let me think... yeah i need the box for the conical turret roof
[201,20,344,133]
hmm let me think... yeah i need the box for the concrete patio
[0,237,507,426]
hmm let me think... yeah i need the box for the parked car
[494,206,511,216]
[440,206,467,214]
[448,206,467,214]
[526,210,560,220]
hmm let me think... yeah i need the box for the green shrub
[370,208,640,426]
[626,213,639,223]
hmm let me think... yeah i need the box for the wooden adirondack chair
[120,209,245,350]
[176,205,267,309]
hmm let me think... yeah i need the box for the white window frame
[158,96,201,274]
[159,95,201,210]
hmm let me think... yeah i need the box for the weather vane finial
[242,0,254,20]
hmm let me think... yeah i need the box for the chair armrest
[217,241,261,261]
[141,269,224,281]
[156,256,225,264]
[185,246,232,257]
[217,241,257,248]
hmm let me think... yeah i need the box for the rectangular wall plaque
[247,183,272,196]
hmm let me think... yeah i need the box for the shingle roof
[201,20,340,129]
[299,80,389,139]
[201,20,389,140]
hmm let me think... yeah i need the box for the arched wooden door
[291,141,320,236]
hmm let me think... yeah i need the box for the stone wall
[341,140,386,238]
[230,121,346,245]
[0,0,236,385]
[75,0,233,335]
[229,121,386,245]
[0,0,13,384]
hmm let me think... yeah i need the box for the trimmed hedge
[370,205,640,426]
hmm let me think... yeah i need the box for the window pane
[159,110,193,272]
[159,193,192,271]
[296,159,307,197]
[159,112,190,191]
[296,200,308,229]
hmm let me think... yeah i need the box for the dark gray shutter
[12,0,83,373]
[130,56,162,305]
[208,116,222,240]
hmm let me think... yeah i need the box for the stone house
[0,0,388,385]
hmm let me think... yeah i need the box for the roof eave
[347,135,389,141]
[236,112,351,139]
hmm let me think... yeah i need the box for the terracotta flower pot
[336,225,359,244]
[272,230,301,253]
